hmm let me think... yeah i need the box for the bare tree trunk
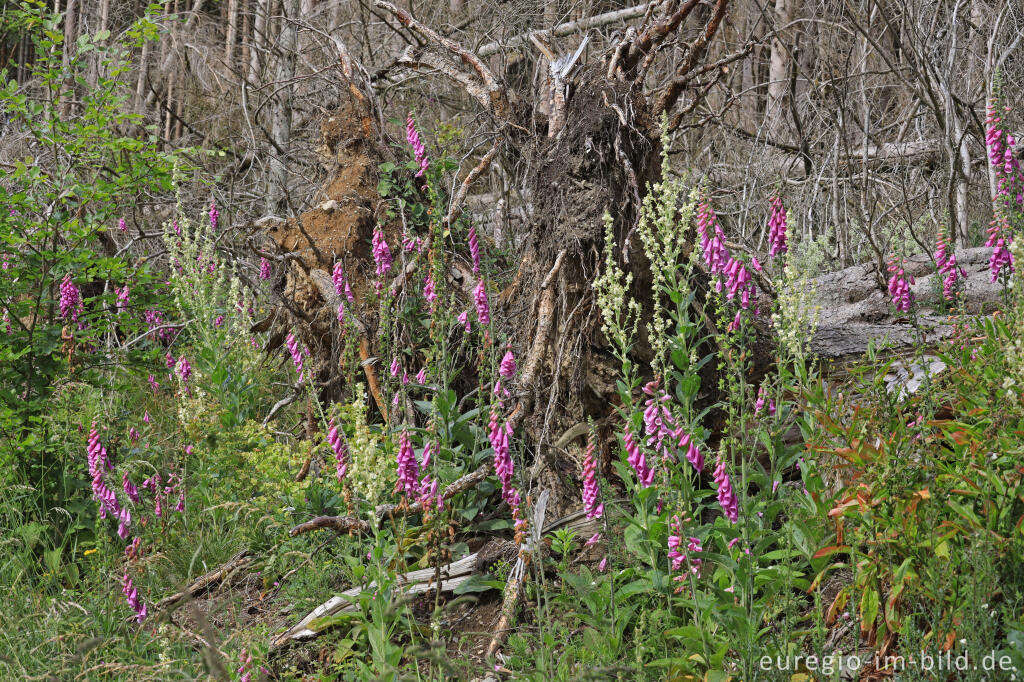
[267,0,298,213]
[60,0,79,117]
[250,0,269,82]
[99,0,110,34]
[135,38,150,114]
[226,0,239,65]
[764,0,796,140]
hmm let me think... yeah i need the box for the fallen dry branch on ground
[288,464,493,538]
[155,549,255,611]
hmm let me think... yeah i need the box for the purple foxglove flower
[499,349,517,378]
[209,202,219,230]
[372,229,392,278]
[458,310,470,332]
[468,225,480,274]
[623,430,654,488]
[143,411,150,424]
[118,217,127,232]
[676,430,704,472]
[123,472,141,503]
[713,455,739,523]
[489,409,517,505]
[129,427,139,443]
[423,275,437,308]
[390,357,400,377]
[581,436,603,519]
[59,274,82,322]
[332,261,347,297]
[767,196,788,258]
[395,430,419,496]
[474,280,490,325]
[122,573,147,622]
[176,356,192,382]
[259,257,272,280]
[286,334,305,383]
[406,115,429,178]
[117,507,132,539]
[886,258,914,312]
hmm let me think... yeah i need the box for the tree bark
[267,0,298,213]
[764,0,796,140]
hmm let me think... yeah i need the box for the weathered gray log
[810,246,1002,360]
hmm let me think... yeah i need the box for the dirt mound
[265,85,399,353]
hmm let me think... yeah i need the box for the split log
[274,493,608,650]
[270,553,480,647]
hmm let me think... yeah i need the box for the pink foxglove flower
[623,430,654,488]
[372,228,392,279]
[390,357,400,377]
[934,231,966,300]
[754,384,776,416]
[87,428,119,519]
[128,426,139,443]
[697,194,757,310]
[176,356,192,382]
[642,380,677,461]
[286,334,305,383]
[667,515,687,571]
[598,557,608,571]
[581,436,603,519]
[332,261,347,297]
[115,286,130,309]
[767,196,788,258]
[676,429,704,473]
[406,115,429,178]
[117,506,132,539]
[990,236,1014,282]
[209,202,219,230]
[59,274,82,322]
[423,275,437,308]
[713,455,739,523]
[118,217,127,232]
[259,257,272,281]
[499,349,517,378]
[123,472,141,503]
[415,367,427,384]
[584,532,601,548]
[237,649,253,682]
[474,280,490,325]
[328,420,348,482]
[489,408,516,505]
[468,226,480,274]
[122,573,147,622]
[395,430,419,496]
[886,258,914,313]
[458,310,470,332]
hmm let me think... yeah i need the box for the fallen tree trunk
[810,246,1002,361]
